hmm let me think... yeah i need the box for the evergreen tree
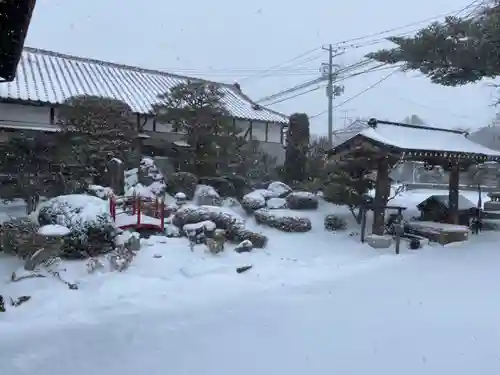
[153,81,232,177]
[323,162,375,223]
[0,132,60,212]
[366,2,500,86]
[284,113,310,184]
[57,95,138,184]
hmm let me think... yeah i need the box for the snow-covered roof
[331,120,500,160]
[0,47,288,124]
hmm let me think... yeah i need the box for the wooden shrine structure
[327,118,500,235]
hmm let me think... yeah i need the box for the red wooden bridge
[109,195,165,232]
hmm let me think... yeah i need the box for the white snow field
[1,189,499,375]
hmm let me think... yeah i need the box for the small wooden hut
[416,194,478,226]
[327,118,500,235]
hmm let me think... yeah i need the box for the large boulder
[267,181,292,198]
[286,191,319,210]
[266,197,287,209]
[172,205,267,248]
[241,189,279,213]
[193,184,222,206]
[37,195,119,259]
[254,209,312,232]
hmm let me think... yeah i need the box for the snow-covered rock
[241,191,267,212]
[266,197,287,209]
[193,185,222,206]
[125,157,167,198]
[234,239,253,253]
[267,181,292,198]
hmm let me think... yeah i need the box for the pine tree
[153,81,233,177]
[0,132,60,211]
[366,2,500,87]
[284,113,310,184]
[57,95,138,184]
[323,161,375,223]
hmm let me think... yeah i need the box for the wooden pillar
[448,161,460,224]
[372,156,391,235]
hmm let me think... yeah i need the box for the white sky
[26,0,497,134]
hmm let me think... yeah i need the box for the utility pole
[321,44,344,147]
[325,44,334,147]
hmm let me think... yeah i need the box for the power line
[264,85,325,106]
[328,0,482,49]
[310,70,400,119]
[237,47,322,83]
[256,58,373,104]
[262,63,395,106]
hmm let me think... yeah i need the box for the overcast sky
[26,0,497,134]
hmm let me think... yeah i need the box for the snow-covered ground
[1,189,499,374]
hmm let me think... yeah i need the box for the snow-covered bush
[37,195,119,259]
[0,218,43,259]
[286,191,318,210]
[254,209,312,232]
[198,177,235,197]
[222,175,252,198]
[266,197,287,209]
[172,205,267,248]
[193,185,222,206]
[168,172,198,199]
[267,181,292,198]
[324,214,347,231]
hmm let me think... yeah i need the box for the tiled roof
[332,120,500,160]
[0,47,288,124]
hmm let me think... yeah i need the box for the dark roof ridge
[367,118,466,135]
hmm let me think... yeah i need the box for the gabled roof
[0,47,288,124]
[330,119,500,161]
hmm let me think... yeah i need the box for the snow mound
[38,224,71,236]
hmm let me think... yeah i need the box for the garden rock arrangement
[125,157,167,198]
[172,205,267,247]
[254,209,312,232]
